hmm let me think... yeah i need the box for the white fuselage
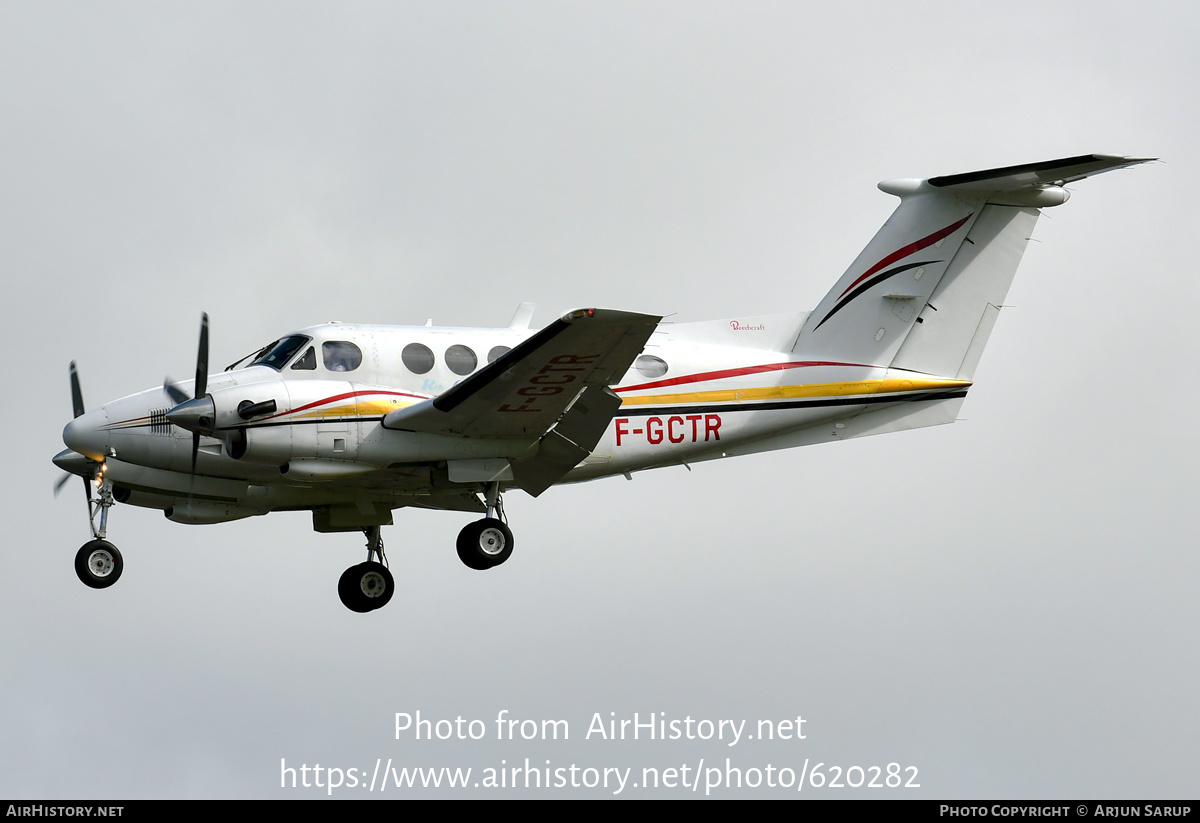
[62,310,968,523]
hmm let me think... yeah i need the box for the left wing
[382,308,661,439]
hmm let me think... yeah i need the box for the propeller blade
[164,313,210,421]
[52,470,93,506]
[163,377,190,406]
[194,312,209,400]
[60,366,96,510]
[69,361,85,419]
[165,312,210,501]
[188,430,201,506]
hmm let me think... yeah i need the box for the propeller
[163,312,212,477]
[54,361,96,503]
[70,361,86,419]
[52,467,75,499]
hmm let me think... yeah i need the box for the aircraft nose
[63,410,108,461]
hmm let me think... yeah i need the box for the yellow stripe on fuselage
[288,403,360,420]
[287,399,420,420]
[265,379,967,420]
[618,377,971,408]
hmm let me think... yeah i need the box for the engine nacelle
[235,424,293,466]
[282,460,377,481]
[209,380,365,468]
[165,500,264,524]
[112,485,174,512]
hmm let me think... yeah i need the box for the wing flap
[511,385,624,496]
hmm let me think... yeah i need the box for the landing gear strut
[338,525,395,613]
[457,482,514,571]
[75,471,124,589]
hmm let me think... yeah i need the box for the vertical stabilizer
[793,187,982,366]
[794,155,1153,377]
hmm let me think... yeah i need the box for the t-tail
[794,154,1153,380]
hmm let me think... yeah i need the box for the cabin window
[635,354,668,379]
[290,346,316,370]
[402,342,435,374]
[323,341,362,372]
[487,345,511,363]
[445,344,477,376]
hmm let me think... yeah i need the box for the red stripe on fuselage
[613,361,872,394]
[261,389,429,421]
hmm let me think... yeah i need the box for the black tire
[75,540,123,589]
[338,562,394,612]
[456,522,490,571]
[456,518,513,570]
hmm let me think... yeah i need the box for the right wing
[382,308,661,439]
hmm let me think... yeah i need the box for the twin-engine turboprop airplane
[54,154,1151,612]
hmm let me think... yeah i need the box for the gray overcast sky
[3,0,1196,798]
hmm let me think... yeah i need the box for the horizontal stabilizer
[926,154,1155,191]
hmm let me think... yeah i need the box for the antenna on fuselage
[508,302,535,329]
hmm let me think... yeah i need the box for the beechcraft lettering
[53,154,1153,611]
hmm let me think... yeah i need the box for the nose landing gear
[58,362,126,591]
[74,470,123,589]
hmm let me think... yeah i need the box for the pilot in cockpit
[322,341,362,372]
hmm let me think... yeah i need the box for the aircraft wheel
[456,518,513,570]
[75,540,123,589]
[338,562,394,612]
[456,524,490,571]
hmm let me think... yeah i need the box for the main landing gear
[456,482,514,571]
[337,485,516,612]
[338,525,395,613]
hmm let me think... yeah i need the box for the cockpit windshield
[225,335,312,372]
